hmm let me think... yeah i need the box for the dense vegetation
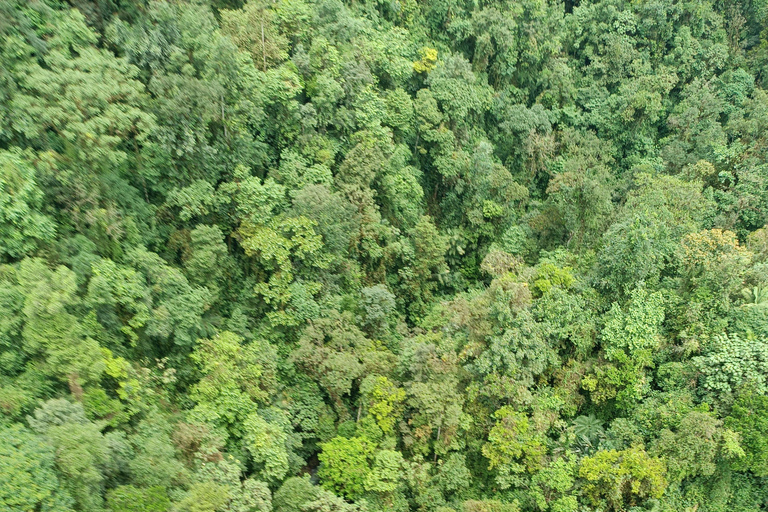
[2,0,768,510]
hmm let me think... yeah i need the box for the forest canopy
[2,0,768,510]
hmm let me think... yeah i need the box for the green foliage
[694,333,768,396]
[243,411,290,483]
[28,399,112,511]
[12,258,106,386]
[106,485,170,512]
[586,288,665,409]
[292,310,384,420]
[0,422,74,512]
[360,375,405,435]
[528,458,577,512]
[725,390,768,476]
[483,407,546,489]
[3,0,768,509]
[364,449,405,493]
[128,415,186,488]
[578,446,668,511]
[651,411,742,483]
[0,149,56,261]
[190,331,277,440]
[318,436,374,499]
[175,482,230,512]
[273,476,318,512]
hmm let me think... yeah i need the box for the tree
[360,375,406,435]
[237,213,328,326]
[128,415,186,489]
[15,258,105,388]
[0,422,74,512]
[726,389,768,476]
[318,436,374,499]
[106,486,170,512]
[28,399,112,511]
[651,411,743,483]
[220,1,289,71]
[292,310,387,420]
[273,477,318,512]
[544,130,615,249]
[693,333,768,397]
[578,446,667,511]
[483,406,546,489]
[190,331,277,439]
[242,411,290,484]
[4,0,768,509]
[585,288,664,409]
[0,149,56,261]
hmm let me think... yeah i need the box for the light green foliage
[578,446,668,511]
[318,436,374,499]
[427,53,492,127]
[220,1,288,71]
[587,288,664,408]
[243,411,290,483]
[533,286,597,356]
[302,487,368,512]
[219,171,287,226]
[165,182,218,223]
[238,214,327,325]
[292,310,385,419]
[273,476,318,512]
[435,453,473,496]
[359,285,397,337]
[184,225,231,301]
[400,333,466,457]
[483,407,546,489]
[380,162,424,229]
[7,8,154,171]
[597,208,677,297]
[122,246,212,348]
[413,47,438,74]
[462,499,520,512]
[175,482,230,512]
[528,458,577,512]
[86,256,152,346]
[677,230,752,335]
[652,411,742,483]
[602,288,664,361]
[82,386,129,428]
[106,486,170,512]
[128,415,186,488]
[190,454,272,512]
[398,216,449,318]
[470,304,558,401]
[231,478,271,512]
[597,175,713,297]
[532,263,574,296]
[360,375,406,435]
